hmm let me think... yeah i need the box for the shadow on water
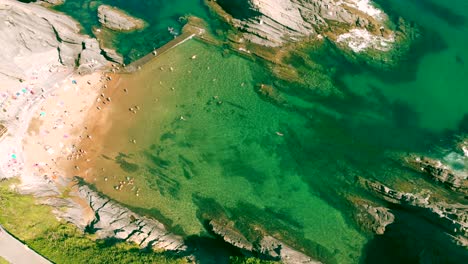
[192,195,339,264]
[216,0,261,20]
[362,206,468,264]
[184,235,244,264]
[408,0,466,27]
[373,0,466,28]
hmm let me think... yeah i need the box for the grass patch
[0,178,187,264]
[0,256,10,264]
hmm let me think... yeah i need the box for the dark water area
[56,0,468,263]
[409,0,466,27]
[364,207,468,264]
[216,0,261,19]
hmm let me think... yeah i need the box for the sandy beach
[21,72,106,187]
[1,68,116,190]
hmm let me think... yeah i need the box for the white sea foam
[342,0,384,20]
[337,28,395,52]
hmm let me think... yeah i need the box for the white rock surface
[0,0,110,82]
[41,0,65,5]
[218,0,393,51]
[78,185,187,252]
[97,5,145,31]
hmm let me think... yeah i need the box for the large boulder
[97,5,145,31]
[355,203,395,235]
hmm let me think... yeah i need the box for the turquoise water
[347,0,468,132]
[59,0,468,263]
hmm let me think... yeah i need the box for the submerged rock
[97,5,145,31]
[355,203,395,235]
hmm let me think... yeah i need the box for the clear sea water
[56,0,468,263]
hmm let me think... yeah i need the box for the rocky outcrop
[77,185,187,252]
[355,203,395,235]
[212,0,395,51]
[359,178,468,246]
[0,0,113,82]
[208,219,321,264]
[405,155,468,195]
[97,5,145,31]
[457,136,468,157]
[41,0,64,6]
[77,38,109,74]
[102,48,125,65]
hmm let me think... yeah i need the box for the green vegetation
[0,256,10,264]
[0,178,187,264]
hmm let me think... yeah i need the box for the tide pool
[81,40,371,263]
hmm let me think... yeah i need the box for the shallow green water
[93,39,369,263]
[58,0,468,263]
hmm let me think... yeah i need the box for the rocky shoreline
[205,0,415,61]
[208,219,321,264]
[76,183,187,252]
[405,154,468,195]
[358,177,468,247]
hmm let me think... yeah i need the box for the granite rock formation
[77,185,187,252]
[405,155,468,195]
[209,219,321,264]
[41,0,64,5]
[359,178,468,246]
[0,0,118,83]
[97,5,145,31]
[211,0,395,52]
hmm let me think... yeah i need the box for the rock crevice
[77,185,187,252]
